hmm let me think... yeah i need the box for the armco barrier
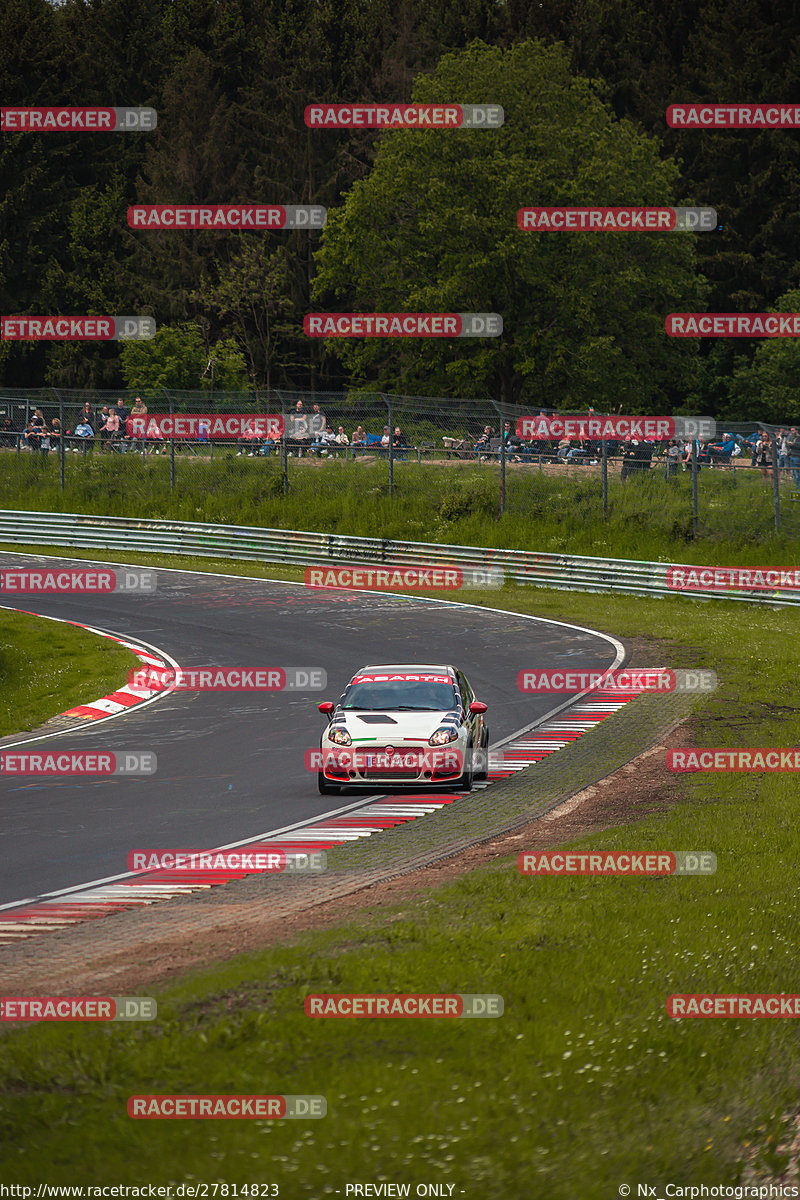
[0,510,798,608]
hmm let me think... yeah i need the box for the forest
[1,0,799,421]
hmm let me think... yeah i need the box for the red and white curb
[0,680,653,944]
[62,630,171,720]
[0,609,176,726]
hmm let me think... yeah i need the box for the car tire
[457,742,474,793]
[318,772,340,795]
[474,728,490,781]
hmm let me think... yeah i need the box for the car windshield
[342,680,458,711]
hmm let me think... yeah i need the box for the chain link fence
[1,386,799,536]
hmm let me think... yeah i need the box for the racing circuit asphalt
[0,553,623,907]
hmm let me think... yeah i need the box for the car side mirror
[318,701,335,718]
[469,700,488,714]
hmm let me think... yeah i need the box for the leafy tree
[727,288,800,424]
[312,39,706,409]
[120,320,247,391]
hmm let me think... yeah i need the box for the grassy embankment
[2,451,799,563]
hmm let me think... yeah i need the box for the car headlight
[328,728,352,746]
[429,727,458,746]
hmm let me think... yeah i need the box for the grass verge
[0,609,140,736]
[0,577,798,1193]
[2,452,799,562]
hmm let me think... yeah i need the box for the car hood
[333,709,458,741]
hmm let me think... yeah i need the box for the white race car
[317,664,489,794]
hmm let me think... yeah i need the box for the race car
[316,664,489,794]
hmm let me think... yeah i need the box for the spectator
[30,407,47,450]
[777,427,789,477]
[129,396,148,453]
[0,417,18,448]
[309,404,329,456]
[709,431,736,469]
[237,419,261,456]
[115,397,131,422]
[288,401,310,456]
[308,402,327,439]
[754,431,773,480]
[473,426,493,460]
[665,437,682,477]
[620,437,639,479]
[21,421,40,452]
[501,421,522,461]
[73,419,95,454]
[103,408,121,450]
[392,426,408,461]
[745,429,760,467]
[556,437,572,462]
[97,405,112,450]
[786,426,800,488]
[77,402,94,430]
[351,426,367,454]
[49,418,62,456]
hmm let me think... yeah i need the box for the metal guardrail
[0,509,797,608]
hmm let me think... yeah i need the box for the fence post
[384,393,393,496]
[691,440,699,536]
[161,388,175,491]
[772,433,781,532]
[52,387,65,490]
[601,439,608,516]
[499,418,506,515]
[281,397,289,494]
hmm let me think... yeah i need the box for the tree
[312,39,706,409]
[120,320,248,391]
[727,288,800,425]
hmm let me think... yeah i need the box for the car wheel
[474,728,490,781]
[457,742,474,793]
[318,772,340,795]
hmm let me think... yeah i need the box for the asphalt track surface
[0,553,621,907]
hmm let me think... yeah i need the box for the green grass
[0,584,798,1193]
[0,609,140,735]
[2,451,799,563]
